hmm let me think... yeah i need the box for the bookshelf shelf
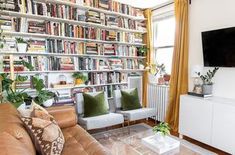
[2,69,147,75]
[34,0,146,21]
[3,31,146,47]
[0,10,147,34]
[22,82,128,92]
[0,51,146,59]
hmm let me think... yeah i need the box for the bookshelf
[0,0,148,105]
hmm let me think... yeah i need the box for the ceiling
[115,0,171,9]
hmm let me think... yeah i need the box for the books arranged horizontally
[188,92,213,98]
[0,55,143,72]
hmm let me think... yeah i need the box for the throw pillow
[121,88,142,111]
[21,105,65,155]
[83,91,108,117]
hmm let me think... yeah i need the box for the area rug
[92,123,216,155]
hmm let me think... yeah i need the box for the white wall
[189,0,235,99]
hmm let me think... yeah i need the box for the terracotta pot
[163,74,171,82]
[75,79,84,85]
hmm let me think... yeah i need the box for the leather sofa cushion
[0,103,36,155]
[61,125,109,155]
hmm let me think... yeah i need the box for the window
[152,4,175,74]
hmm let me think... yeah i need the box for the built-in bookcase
[0,0,147,105]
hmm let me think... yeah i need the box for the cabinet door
[179,96,213,144]
[212,103,235,154]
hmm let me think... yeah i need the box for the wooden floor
[89,119,230,155]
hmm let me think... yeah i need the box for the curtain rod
[151,1,174,11]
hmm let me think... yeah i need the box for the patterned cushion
[21,105,65,155]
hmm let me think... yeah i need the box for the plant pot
[202,84,213,95]
[75,78,84,85]
[154,132,167,143]
[43,98,54,107]
[17,43,27,53]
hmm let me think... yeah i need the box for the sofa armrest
[46,106,78,129]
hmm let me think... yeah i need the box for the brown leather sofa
[0,103,109,155]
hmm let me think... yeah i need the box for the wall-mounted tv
[202,27,235,67]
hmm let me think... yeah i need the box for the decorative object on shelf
[72,72,88,85]
[163,74,171,84]
[191,65,203,94]
[197,67,219,95]
[58,74,67,85]
[15,37,28,53]
[32,75,58,107]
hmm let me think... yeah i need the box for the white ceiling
[115,0,171,9]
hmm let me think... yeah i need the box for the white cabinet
[179,95,213,145]
[179,95,235,154]
[212,102,235,154]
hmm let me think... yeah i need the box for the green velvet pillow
[83,92,108,117]
[121,88,142,111]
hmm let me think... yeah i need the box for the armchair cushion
[83,92,108,117]
[78,113,124,130]
[121,88,141,111]
[117,108,156,121]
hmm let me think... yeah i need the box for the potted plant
[137,46,148,56]
[32,76,58,107]
[0,60,34,107]
[153,122,171,142]
[16,37,28,53]
[197,67,219,95]
[72,72,87,85]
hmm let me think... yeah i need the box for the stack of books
[86,42,97,54]
[99,0,110,10]
[86,11,101,24]
[106,15,118,27]
[59,57,75,70]
[103,44,116,55]
[0,0,19,11]
[106,30,117,41]
[108,58,122,70]
[28,20,45,34]
[134,33,143,43]
[0,16,13,32]
[28,39,46,53]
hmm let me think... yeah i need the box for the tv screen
[202,27,235,67]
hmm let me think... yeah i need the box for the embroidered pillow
[21,105,64,155]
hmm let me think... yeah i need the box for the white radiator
[147,83,170,122]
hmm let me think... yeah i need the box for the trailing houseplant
[32,75,58,107]
[16,37,28,53]
[72,72,87,85]
[0,29,5,49]
[137,46,148,56]
[197,67,219,95]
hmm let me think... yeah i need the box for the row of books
[1,55,142,72]
[0,0,144,18]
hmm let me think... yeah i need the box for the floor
[89,119,230,155]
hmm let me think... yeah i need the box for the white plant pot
[17,43,27,53]
[154,132,167,144]
[43,99,54,107]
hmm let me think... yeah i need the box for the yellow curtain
[166,0,189,132]
[143,9,153,107]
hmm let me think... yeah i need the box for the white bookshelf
[0,10,147,34]
[34,0,146,21]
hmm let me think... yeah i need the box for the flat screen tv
[202,27,235,67]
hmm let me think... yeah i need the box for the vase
[43,99,54,107]
[202,84,213,95]
[75,79,84,85]
[17,43,27,53]
[154,132,167,144]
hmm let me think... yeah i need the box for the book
[188,92,213,98]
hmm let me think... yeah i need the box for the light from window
[153,16,175,74]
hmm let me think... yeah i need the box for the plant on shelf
[15,37,28,53]
[197,67,219,95]
[32,75,58,107]
[72,72,88,85]
[137,46,148,56]
[153,122,171,137]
